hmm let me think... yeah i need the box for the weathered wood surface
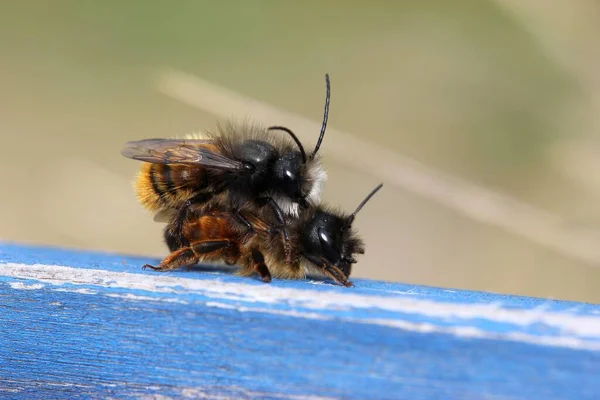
[1,242,599,399]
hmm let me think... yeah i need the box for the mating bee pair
[121,74,382,287]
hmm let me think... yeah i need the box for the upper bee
[121,74,332,219]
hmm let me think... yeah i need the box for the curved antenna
[310,73,331,158]
[347,183,383,225]
[267,126,307,164]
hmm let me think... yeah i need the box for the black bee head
[302,210,364,278]
[301,183,383,278]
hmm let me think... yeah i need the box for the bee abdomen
[180,215,237,243]
[134,163,203,211]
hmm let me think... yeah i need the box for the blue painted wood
[1,242,599,399]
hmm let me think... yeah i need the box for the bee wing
[121,139,244,170]
[153,208,177,223]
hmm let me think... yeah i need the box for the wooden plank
[1,242,599,399]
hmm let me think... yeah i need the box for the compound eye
[318,228,330,246]
[281,167,304,200]
[318,228,339,263]
[273,153,304,200]
[284,168,297,183]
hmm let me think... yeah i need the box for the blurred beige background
[2,1,600,302]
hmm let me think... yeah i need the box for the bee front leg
[233,209,254,233]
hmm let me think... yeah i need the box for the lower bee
[142,184,383,287]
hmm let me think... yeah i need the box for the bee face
[302,210,363,277]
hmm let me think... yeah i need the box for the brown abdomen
[134,163,207,211]
[183,215,238,243]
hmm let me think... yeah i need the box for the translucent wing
[121,139,243,170]
[153,208,177,223]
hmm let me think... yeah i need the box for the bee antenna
[311,73,330,158]
[267,125,307,164]
[347,183,383,225]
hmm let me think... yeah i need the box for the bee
[142,183,383,287]
[121,75,332,260]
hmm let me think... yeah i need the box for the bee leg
[143,247,198,272]
[190,239,235,255]
[256,197,292,264]
[234,207,280,237]
[250,248,272,283]
[144,240,234,272]
[233,210,254,233]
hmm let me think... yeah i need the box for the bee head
[302,183,383,277]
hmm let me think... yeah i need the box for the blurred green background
[2,1,600,302]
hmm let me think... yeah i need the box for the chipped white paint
[176,386,335,400]
[205,301,600,351]
[8,282,44,290]
[104,293,189,304]
[3,262,600,351]
[53,287,97,295]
